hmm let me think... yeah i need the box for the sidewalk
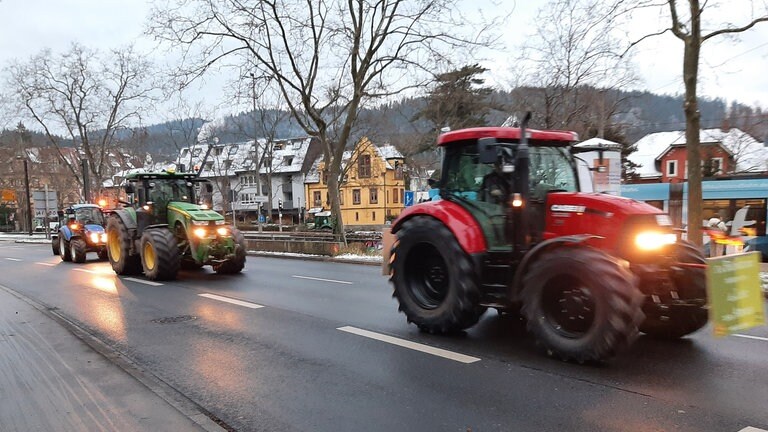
[0,285,223,432]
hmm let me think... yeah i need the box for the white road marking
[733,334,768,342]
[739,427,768,432]
[73,268,96,274]
[123,277,163,286]
[198,293,263,309]
[4,258,22,261]
[337,326,481,364]
[35,262,57,267]
[292,275,353,285]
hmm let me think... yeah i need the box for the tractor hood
[546,192,664,217]
[83,224,105,233]
[167,202,225,222]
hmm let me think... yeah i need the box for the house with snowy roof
[177,136,321,223]
[305,136,405,228]
[627,128,768,183]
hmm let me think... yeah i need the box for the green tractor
[106,170,247,281]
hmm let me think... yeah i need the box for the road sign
[706,252,766,337]
[32,190,57,211]
[404,190,414,207]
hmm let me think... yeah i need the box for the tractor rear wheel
[640,240,709,339]
[522,247,643,363]
[214,228,247,274]
[51,237,60,256]
[140,229,180,281]
[59,235,71,262]
[70,238,87,263]
[107,216,141,275]
[390,217,486,334]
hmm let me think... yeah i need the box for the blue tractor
[51,204,108,263]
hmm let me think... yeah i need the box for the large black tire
[107,216,142,275]
[51,237,60,256]
[70,238,87,263]
[59,235,71,262]
[390,217,486,334]
[140,229,180,281]
[640,240,709,339]
[214,228,247,274]
[521,247,644,363]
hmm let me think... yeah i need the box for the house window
[224,160,232,170]
[393,187,399,204]
[401,188,405,203]
[214,147,223,156]
[394,162,404,180]
[358,154,371,178]
[710,157,724,175]
[666,160,678,177]
[313,191,322,207]
[228,146,238,156]
[353,189,361,205]
[283,156,294,166]
[322,170,328,184]
[372,211,376,221]
[355,212,359,221]
[339,191,344,205]
[369,188,378,204]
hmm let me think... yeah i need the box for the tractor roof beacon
[105,170,247,281]
[383,114,707,363]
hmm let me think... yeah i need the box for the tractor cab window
[74,207,104,225]
[442,145,493,201]
[147,180,194,204]
[529,147,578,201]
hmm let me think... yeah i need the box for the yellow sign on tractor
[706,252,766,337]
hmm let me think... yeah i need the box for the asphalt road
[0,242,766,432]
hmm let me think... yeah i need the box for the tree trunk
[683,2,703,246]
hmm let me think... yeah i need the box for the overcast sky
[1,0,767,128]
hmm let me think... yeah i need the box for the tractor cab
[123,172,212,230]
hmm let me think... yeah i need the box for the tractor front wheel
[640,240,709,339]
[390,217,486,334]
[70,238,87,263]
[107,216,141,275]
[51,237,60,256]
[214,228,247,274]
[59,235,71,262]
[522,247,643,363]
[140,229,180,281]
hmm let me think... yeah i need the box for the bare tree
[626,0,768,245]
[149,0,496,241]
[513,0,637,132]
[4,43,157,202]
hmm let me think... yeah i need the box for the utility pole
[22,159,32,236]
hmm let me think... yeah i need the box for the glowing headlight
[215,220,226,225]
[635,231,677,251]
[90,232,100,243]
[216,227,230,236]
[192,220,208,226]
[193,228,208,238]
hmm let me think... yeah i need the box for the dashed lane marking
[198,293,263,309]
[123,277,163,286]
[4,258,22,261]
[35,262,56,266]
[73,268,96,274]
[337,326,481,364]
[734,334,768,342]
[292,275,353,285]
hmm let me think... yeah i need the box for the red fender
[391,200,487,254]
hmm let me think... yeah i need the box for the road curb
[0,284,230,432]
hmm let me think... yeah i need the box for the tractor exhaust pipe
[514,112,532,254]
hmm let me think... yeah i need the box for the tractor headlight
[215,220,226,225]
[100,233,107,243]
[216,227,230,236]
[193,228,208,238]
[635,231,677,251]
[192,220,208,226]
[90,232,100,243]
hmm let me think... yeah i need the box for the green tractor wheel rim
[108,232,121,261]
[143,242,156,271]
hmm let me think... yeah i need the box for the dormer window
[666,160,677,177]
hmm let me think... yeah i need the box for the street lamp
[16,156,32,236]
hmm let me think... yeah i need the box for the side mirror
[427,178,437,187]
[124,184,134,194]
[478,137,498,164]
[57,210,64,218]
[206,183,213,193]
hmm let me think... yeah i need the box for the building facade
[305,137,405,228]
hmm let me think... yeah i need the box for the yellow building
[305,137,405,227]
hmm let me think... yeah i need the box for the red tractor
[383,116,707,362]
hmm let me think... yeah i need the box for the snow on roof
[628,128,768,178]
[574,137,623,150]
[178,137,315,178]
